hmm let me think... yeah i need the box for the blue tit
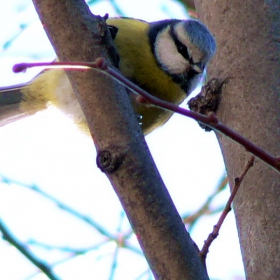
[0,17,216,135]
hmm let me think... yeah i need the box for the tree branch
[31,0,208,279]
[194,1,280,278]
[199,156,255,262]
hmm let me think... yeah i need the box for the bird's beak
[190,63,203,74]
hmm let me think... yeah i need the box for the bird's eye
[175,40,190,61]
[177,44,183,52]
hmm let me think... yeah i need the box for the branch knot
[96,148,124,173]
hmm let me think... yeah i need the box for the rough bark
[31,0,209,279]
[195,1,280,279]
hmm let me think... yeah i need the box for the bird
[0,17,216,135]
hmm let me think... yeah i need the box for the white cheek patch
[155,27,190,75]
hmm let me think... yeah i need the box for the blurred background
[0,1,245,279]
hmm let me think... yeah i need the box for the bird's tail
[0,84,31,126]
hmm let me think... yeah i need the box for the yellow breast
[20,18,187,134]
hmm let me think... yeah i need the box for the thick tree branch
[194,1,280,279]
[31,0,208,279]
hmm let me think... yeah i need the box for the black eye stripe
[169,26,193,64]
[176,41,190,60]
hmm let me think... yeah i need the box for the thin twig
[105,65,278,173]
[13,60,280,173]
[24,240,112,280]
[0,173,114,239]
[199,156,255,263]
[109,211,125,280]
[0,219,60,280]
[0,173,143,256]
[27,238,107,254]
